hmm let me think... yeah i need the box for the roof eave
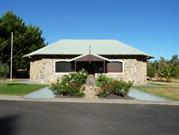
[23,53,153,58]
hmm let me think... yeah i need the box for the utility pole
[10,32,13,82]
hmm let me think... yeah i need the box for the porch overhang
[69,53,110,62]
[54,53,124,74]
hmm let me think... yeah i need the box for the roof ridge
[60,39,118,41]
[24,39,152,58]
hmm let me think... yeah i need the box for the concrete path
[18,79,170,102]
[23,86,168,101]
[18,79,42,84]
[129,87,168,102]
[23,87,55,99]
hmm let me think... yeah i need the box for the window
[107,61,123,73]
[55,61,72,72]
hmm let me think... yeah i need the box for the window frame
[53,59,124,74]
[54,60,74,74]
[107,60,124,74]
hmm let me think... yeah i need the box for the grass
[135,81,179,101]
[0,83,47,96]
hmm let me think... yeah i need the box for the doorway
[76,61,105,74]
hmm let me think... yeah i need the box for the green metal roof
[24,39,152,57]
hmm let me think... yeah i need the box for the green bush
[97,75,133,97]
[96,74,113,87]
[110,80,133,96]
[50,70,88,97]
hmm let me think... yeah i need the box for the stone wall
[30,57,147,85]
[30,58,67,84]
[97,58,147,85]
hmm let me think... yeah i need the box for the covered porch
[70,53,109,74]
[55,53,123,74]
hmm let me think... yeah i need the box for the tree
[160,63,175,82]
[157,57,167,78]
[0,63,9,83]
[157,55,179,82]
[147,61,156,78]
[170,55,179,78]
[147,55,179,82]
[0,11,46,75]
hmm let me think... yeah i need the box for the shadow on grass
[7,83,27,86]
[0,114,20,135]
[0,83,27,87]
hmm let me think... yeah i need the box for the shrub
[50,70,88,97]
[96,74,113,87]
[97,75,133,97]
[62,70,88,86]
[110,80,133,96]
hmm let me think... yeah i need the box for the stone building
[24,39,152,85]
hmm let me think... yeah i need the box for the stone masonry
[102,59,147,85]
[30,57,147,85]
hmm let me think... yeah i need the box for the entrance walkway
[129,88,168,102]
[23,87,55,99]
[23,86,168,101]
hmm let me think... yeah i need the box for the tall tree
[170,55,179,78]
[157,57,167,78]
[0,11,46,75]
[160,63,175,82]
[147,55,179,81]
[147,61,156,78]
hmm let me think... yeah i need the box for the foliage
[147,61,157,78]
[0,63,9,84]
[62,70,88,86]
[170,55,179,78]
[97,75,133,97]
[110,80,133,96]
[96,74,113,87]
[0,11,46,74]
[160,64,175,82]
[50,71,88,97]
[147,55,179,81]
[0,63,9,77]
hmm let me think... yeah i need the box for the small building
[24,39,152,85]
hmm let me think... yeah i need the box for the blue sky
[0,0,179,59]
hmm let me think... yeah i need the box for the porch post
[75,60,76,71]
[103,61,105,73]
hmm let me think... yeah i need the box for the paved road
[0,100,179,135]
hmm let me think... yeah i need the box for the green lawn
[0,83,47,96]
[135,81,179,101]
